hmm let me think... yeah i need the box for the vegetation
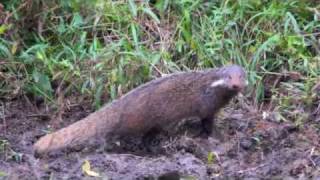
[0,0,319,122]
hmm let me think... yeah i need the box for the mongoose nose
[230,79,245,91]
[232,84,240,90]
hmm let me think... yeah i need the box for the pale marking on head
[210,79,226,87]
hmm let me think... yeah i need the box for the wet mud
[1,97,320,179]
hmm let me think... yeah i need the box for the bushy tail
[33,105,118,156]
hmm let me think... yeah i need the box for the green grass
[0,0,319,122]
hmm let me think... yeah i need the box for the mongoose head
[210,65,247,93]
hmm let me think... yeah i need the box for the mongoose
[34,65,247,156]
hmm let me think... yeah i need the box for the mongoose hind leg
[142,127,166,154]
[200,118,224,141]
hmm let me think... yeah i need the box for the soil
[1,96,320,180]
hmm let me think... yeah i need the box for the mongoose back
[34,65,247,155]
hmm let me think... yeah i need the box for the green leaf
[155,0,169,12]
[0,41,12,58]
[0,25,9,35]
[207,152,215,165]
[57,17,66,34]
[131,23,139,49]
[128,0,137,17]
[32,70,53,93]
[109,84,117,100]
[71,13,84,28]
[143,8,160,24]
[0,171,7,177]
[36,51,45,60]
[251,33,281,70]
[284,12,300,34]
[287,35,303,48]
[94,84,104,109]
[150,53,161,64]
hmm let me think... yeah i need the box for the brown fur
[34,65,247,155]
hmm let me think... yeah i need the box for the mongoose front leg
[201,118,223,140]
[201,118,213,136]
[142,128,164,154]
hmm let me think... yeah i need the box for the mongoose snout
[210,65,247,92]
[228,68,247,92]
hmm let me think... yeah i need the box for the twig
[300,32,320,37]
[26,114,50,118]
[307,147,317,167]
[0,101,6,135]
[4,0,30,24]
[237,163,267,174]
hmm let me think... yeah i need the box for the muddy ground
[0,96,320,180]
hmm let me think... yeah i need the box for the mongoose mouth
[229,78,247,92]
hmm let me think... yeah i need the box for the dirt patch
[1,97,320,179]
